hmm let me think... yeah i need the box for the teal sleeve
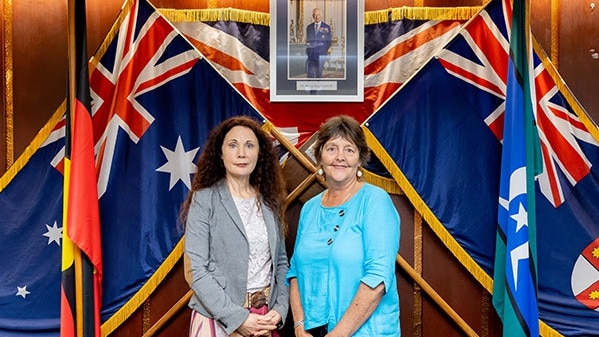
[360,189,400,292]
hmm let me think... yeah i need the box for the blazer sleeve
[185,188,249,334]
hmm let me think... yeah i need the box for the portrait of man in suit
[305,7,332,78]
[270,0,363,102]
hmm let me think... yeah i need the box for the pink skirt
[189,306,280,337]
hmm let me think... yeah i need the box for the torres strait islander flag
[365,0,599,335]
[491,0,540,335]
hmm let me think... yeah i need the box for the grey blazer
[185,179,289,334]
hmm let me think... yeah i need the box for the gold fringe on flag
[541,321,565,337]
[364,6,483,25]
[363,10,389,25]
[159,8,270,26]
[157,6,481,27]
[0,101,66,192]
[363,168,403,195]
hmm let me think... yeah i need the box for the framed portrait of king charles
[270,0,364,102]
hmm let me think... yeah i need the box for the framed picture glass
[270,0,364,102]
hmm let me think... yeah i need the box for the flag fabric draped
[87,0,265,330]
[169,13,463,145]
[61,0,103,336]
[491,0,540,335]
[365,0,599,335]
[0,116,65,336]
[0,3,469,334]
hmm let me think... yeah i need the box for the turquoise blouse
[287,183,401,336]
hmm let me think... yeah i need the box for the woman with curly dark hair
[180,116,289,337]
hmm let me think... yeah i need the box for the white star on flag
[498,167,531,291]
[156,136,199,190]
[509,201,530,290]
[15,286,30,298]
[42,221,62,246]
[511,202,528,232]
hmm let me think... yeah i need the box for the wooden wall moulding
[2,0,14,171]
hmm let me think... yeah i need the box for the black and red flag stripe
[60,0,102,336]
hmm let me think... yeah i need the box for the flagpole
[523,1,542,333]
[66,0,85,336]
[67,0,76,113]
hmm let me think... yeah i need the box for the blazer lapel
[216,180,247,239]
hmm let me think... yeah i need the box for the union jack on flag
[40,0,201,195]
[437,0,598,208]
[43,114,67,173]
[87,0,263,328]
[90,0,200,197]
[170,13,464,146]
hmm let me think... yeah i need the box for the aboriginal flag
[60,0,102,336]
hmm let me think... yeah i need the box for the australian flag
[0,0,264,335]
[365,0,599,335]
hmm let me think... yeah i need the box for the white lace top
[232,195,273,292]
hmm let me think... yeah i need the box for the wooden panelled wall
[1,0,596,336]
